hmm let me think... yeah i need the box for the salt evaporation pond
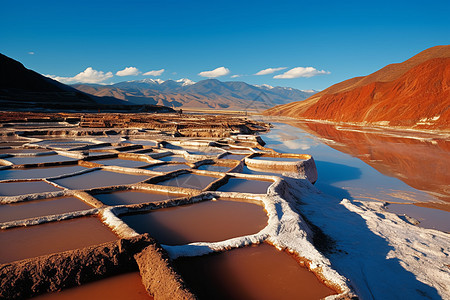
[217,178,273,194]
[0,217,117,264]
[33,272,151,300]
[145,163,190,172]
[174,243,336,300]
[0,196,92,223]
[156,173,218,190]
[5,154,76,165]
[0,181,61,196]
[91,158,150,168]
[121,199,268,245]
[221,154,247,160]
[157,155,187,162]
[0,165,87,180]
[197,164,231,172]
[94,190,182,206]
[51,170,149,190]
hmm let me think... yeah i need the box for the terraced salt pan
[217,178,273,194]
[0,196,92,223]
[0,181,61,196]
[0,165,87,180]
[197,164,231,172]
[0,216,117,264]
[157,155,187,162]
[221,154,247,160]
[145,163,190,172]
[94,190,183,206]
[240,165,284,176]
[156,173,218,190]
[120,199,268,245]
[253,156,305,162]
[91,158,150,168]
[51,170,149,190]
[0,148,49,154]
[5,154,76,165]
[33,272,151,300]
[174,243,336,300]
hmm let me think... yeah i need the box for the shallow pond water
[94,190,182,206]
[121,200,268,245]
[174,243,336,300]
[157,173,218,190]
[0,181,61,196]
[90,158,149,168]
[0,217,117,264]
[158,155,187,162]
[5,155,77,165]
[217,178,273,194]
[0,196,92,223]
[145,163,190,172]
[0,165,87,180]
[259,120,450,231]
[51,170,149,190]
[197,164,231,172]
[33,272,151,300]
[221,154,247,160]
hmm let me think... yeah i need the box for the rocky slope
[265,46,450,130]
[73,79,316,110]
[0,54,172,112]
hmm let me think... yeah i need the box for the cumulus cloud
[143,69,165,76]
[116,66,140,76]
[254,67,286,76]
[198,66,230,78]
[274,67,330,79]
[45,67,113,84]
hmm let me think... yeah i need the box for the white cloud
[116,66,140,76]
[254,67,286,76]
[198,66,230,78]
[28,51,35,55]
[45,67,113,84]
[143,69,165,76]
[231,74,242,78]
[274,67,330,79]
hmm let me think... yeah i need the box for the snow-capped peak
[176,78,196,86]
[139,78,164,84]
[255,84,274,89]
[301,89,317,93]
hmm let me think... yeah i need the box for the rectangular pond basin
[0,196,92,223]
[157,155,187,162]
[216,178,273,194]
[0,165,87,180]
[145,163,190,173]
[0,181,61,196]
[121,199,268,245]
[94,190,183,206]
[197,164,231,173]
[253,156,304,162]
[0,216,117,264]
[174,243,336,300]
[0,148,49,154]
[157,173,218,190]
[221,154,247,160]
[125,140,157,147]
[5,155,77,165]
[33,272,151,300]
[90,158,149,168]
[240,165,283,176]
[51,170,149,190]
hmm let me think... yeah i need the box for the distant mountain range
[0,53,172,112]
[72,79,317,110]
[265,45,450,130]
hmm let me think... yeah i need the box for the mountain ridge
[72,79,316,110]
[264,45,450,130]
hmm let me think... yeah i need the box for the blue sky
[1,0,449,90]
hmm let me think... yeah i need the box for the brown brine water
[174,243,336,300]
[51,170,149,190]
[217,178,273,194]
[0,196,92,223]
[157,173,218,190]
[32,272,151,300]
[0,181,61,196]
[94,190,183,206]
[0,217,117,264]
[121,200,268,245]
